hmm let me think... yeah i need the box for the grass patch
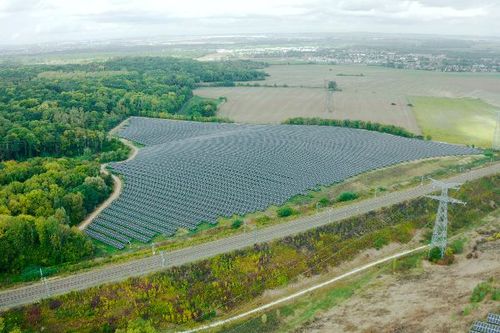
[470,280,494,303]
[449,238,466,254]
[409,96,497,148]
[219,271,378,333]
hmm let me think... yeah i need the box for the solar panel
[471,321,500,333]
[85,117,480,248]
[488,314,500,326]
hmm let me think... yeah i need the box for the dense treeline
[0,158,113,273]
[0,57,266,160]
[2,175,496,332]
[0,57,265,276]
[283,117,422,139]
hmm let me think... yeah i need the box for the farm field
[195,86,418,131]
[410,96,498,147]
[195,64,500,138]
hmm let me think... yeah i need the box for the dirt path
[296,216,500,333]
[78,121,138,231]
[181,246,428,333]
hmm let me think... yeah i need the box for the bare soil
[195,64,500,134]
[296,217,500,333]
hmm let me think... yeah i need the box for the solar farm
[86,117,480,248]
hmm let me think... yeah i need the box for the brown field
[195,64,500,134]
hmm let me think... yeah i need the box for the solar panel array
[86,117,480,248]
[470,314,500,333]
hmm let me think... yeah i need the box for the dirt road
[78,124,138,230]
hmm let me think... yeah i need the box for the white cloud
[0,0,498,45]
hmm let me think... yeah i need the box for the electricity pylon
[426,179,466,257]
[493,111,500,151]
[324,80,334,113]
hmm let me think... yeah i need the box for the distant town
[214,46,500,72]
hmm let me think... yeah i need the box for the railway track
[0,162,498,311]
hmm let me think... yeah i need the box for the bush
[492,288,500,301]
[429,247,455,265]
[374,236,389,250]
[277,206,295,217]
[393,254,421,272]
[255,215,271,225]
[470,281,492,303]
[337,192,358,202]
[428,247,442,262]
[231,219,243,229]
[318,197,330,206]
[441,247,455,265]
[449,238,466,254]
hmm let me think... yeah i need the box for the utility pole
[493,111,500,151]
[159,250,166,268]
[40,268,50,298]
[426,179,466,257]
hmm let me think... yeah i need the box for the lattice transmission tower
[493,111,500,151]
[324,80,334,113]
[426,179,466,257]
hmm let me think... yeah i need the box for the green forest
[1,175,497,332]
[0,57,267,276]
[0,57,266,160]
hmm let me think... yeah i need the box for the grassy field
[409,96,497,148]
[195,64,500,137]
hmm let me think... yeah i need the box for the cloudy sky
[1,0,499,45]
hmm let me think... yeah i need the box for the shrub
[429,247,455,265]
[231,219,243,229]
[470,282,492,303]
[374,236,389,250]
[277,206,295,217]
[393,254,421,272]
[318,197,330,206]
[428,247,442,262]
[255,215,271,225]
[337,192,358,202]
[492,288,500,301]
[449,238,466,254]
[441,247,455,265]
